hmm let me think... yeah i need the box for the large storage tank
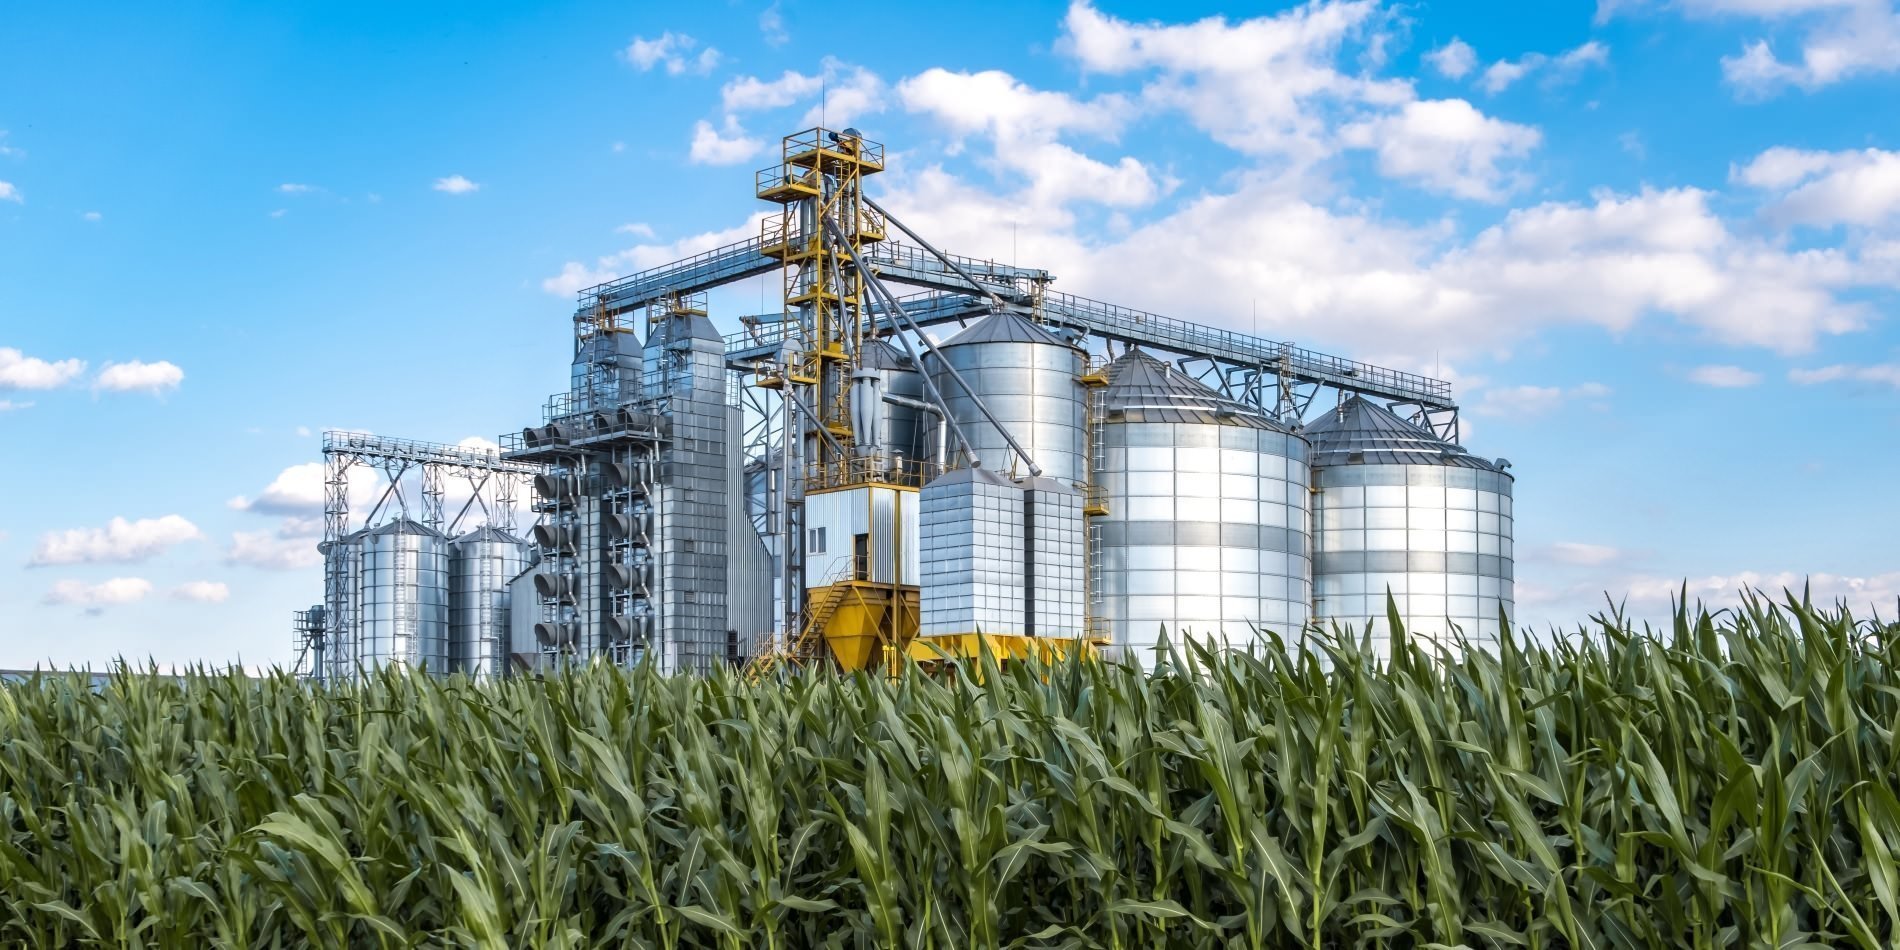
[924,311,1087,485]
[1095,351,1312,663]
[1304,396,1514,657]
[357,518,451,672]
[449,526,529,679]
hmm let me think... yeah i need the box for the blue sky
[3,0,1897,670]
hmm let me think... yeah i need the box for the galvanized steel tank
[924,311,1087,485]
[449,526,529,679]
[1305,396,1514,657]
[1095,351,1311,663]
[357,518,451,672]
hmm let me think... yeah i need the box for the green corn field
[3,593,1898,948]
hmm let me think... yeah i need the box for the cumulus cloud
[93,359,184,394]
[433,175,480,195]
[688,118,764,166]
[1731,146,1900,228]
[29,515,203,566]
[1687,364,1763,387]
[0,181,20,203]
[0,347,86,390]
[1473,382,1612,418]
[43,577,153,608]
[226,532,322,571]
[1338,99,1541,201]
[1479,40,1611,94]
[760,2,789,45]
[1425,38,1478,78]
[228,461,381,516]
[171,581,230,603]
[1625,570,1900,613]
[623,31,721,76]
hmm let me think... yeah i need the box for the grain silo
[448,526,529,678]
[1304,395,1514,657]
[1093,350,1311,663]
[357,518,451,672]
[924,311,1087,484]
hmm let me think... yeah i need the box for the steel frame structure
[296,430,540,681]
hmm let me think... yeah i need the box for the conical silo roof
[1103,350,1290,431]
[1303,395,1501,471]
[451,525,526,545]
[936,310,1071,349]
[859,338,917,371]
[361,517,448,540]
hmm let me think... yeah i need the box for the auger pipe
[862,196,1015,312]
[824,219,1041,476]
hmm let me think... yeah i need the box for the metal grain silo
[449,526,529,679]
[924,311,1087,485]
[1304,396,1514,658]
[1094,351,1311,664]
[357,518,451,673]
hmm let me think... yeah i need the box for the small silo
[357,518,451,673]
[923,311,1087,485]
[1094,351,1312,663]
[1304,396,1514,657]
[449,526,529,679]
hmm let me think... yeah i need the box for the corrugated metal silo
[1304,396,1514,657]
[1094,351,1312,663]
[449,526,529,679]
[858,338,927,465]
[924,311,1087,484]
[357,518,451,673]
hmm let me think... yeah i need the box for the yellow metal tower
[752,128,921,674]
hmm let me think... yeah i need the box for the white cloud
[1604,0,1900,95]
[799,61,885,129]
[1473,382,1613,418]
[433,175,480,195]
[615,222,656,238]
[1788,363,1900,387]
[0,347,86,389]
[295,425,312,437]
[277,183,315,194]
[43,577,153,608]
[93,359,184,394]
[1061,0,1412,164]
[622,31,722,76]
[0,130,20,158]
[81,211,102,222]
[226,531,321,571]
[1338,98,1541,201]
[171,581,230,603]
[688,117,764,166]
[29,515,203,566]
[899,67,1159,208]
[228,461,380,516]
[1731,146,1900,227]
[1479,40,1610,93]
[0,399,32,411]
[276,516,325,539]
[1535,542,1626,566]
[1425,38,1478,78]
[723,70,823,112]
[760,2,789,45]
[1688,364,1763,386]
[1622,570,1900,612]
[269,209,287,219]
[0,181,20,203]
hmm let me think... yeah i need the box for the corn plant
[1,589,1897,947]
